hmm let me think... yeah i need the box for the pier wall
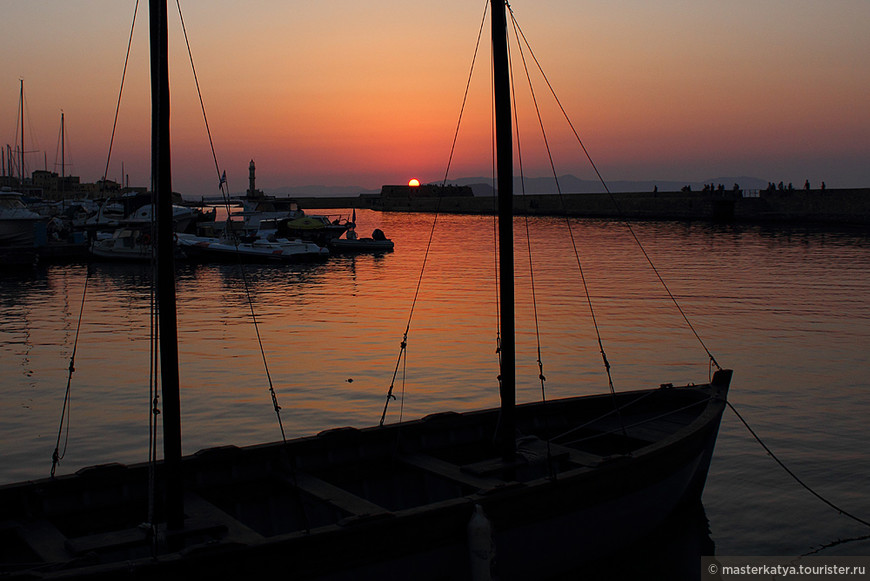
[733,188,870,224]
[300,188,870,225]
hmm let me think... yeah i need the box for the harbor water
[1,208,869,565]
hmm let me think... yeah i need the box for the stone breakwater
[299,188,870,225]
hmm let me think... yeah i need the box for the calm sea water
[2,209,869,563]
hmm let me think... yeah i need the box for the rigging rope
[507,7,628,437]
[489,24,502,386]
[507,9,721,373]
[379,1,491,427]
[439,1,490,189]
[174,0,287,440]
[50,267,92,478]
[147,204,159,556]
[175,0,223,184]
[506,24,547,403]
[102,0,139,185]
[507,26,556,471]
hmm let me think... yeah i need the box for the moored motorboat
[176,228,328,263]
[0,189,45,246]
[328,227,394,252]
[89,225,155,261]
[274,214,352,246]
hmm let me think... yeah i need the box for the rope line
[506,20,547,404]
[727,401,870,530]
[147,213,159,556]
[559,396,712,449]
[802,534,870,557]
[551,387,660,444]
[174,0,286,440]
[508,11,720,372]
[50,267,92,478]
[488,1,501,366]
[102,0,139,185]
[380,0,490,427]
[439,1,489,188]
[175,0,223,185]
[507,7,629,438]
[511,69,554,470]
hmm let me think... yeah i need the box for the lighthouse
[247,159,264,199]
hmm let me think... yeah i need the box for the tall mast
[492,0,516,460]
[150,0,183,531]
[60,112,65,187]
[19,79,25,181]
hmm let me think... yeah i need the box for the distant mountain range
[263,184,381,197]
[263,175,771,198]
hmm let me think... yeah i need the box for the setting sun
[408,178,420,187]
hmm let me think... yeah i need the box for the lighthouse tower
[247,159,264,199]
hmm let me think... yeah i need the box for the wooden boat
[0,375,730,579]
[0,1,731,579]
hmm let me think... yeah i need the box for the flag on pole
[218,170,227,189]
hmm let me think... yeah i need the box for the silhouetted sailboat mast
[492,0,517,462]
[149,0,183,532]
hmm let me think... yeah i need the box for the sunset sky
[2,0,868,195]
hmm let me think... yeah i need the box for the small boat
[176,225,329,263]
[0,189,45,246]
[125,202,207,234]
[81,193,204,233]
[89,225,155,261]
[273,214,352,246]
[329,228,394,252]
[202,162,346,241]
[79,193,145,229]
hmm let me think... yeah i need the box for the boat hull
[0,371,730,579]
[176,234,329,263]
[328,238,394,253]
[0,217,43,246]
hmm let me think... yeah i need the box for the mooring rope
[727,401,870,530]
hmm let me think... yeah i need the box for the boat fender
[467,504,495,581]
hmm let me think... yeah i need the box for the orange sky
[2,1,869,194]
